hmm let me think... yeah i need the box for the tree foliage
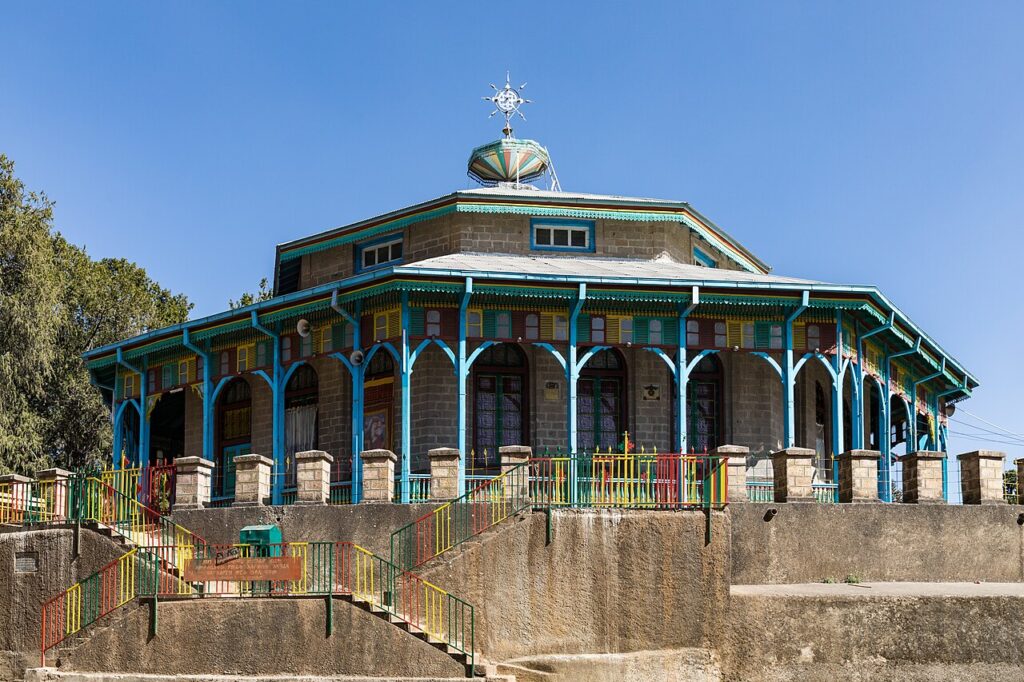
[229,277,273,309]
[0,154,192,474]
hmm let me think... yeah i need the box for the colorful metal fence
[101,464,176,513]
[42,541,475,672]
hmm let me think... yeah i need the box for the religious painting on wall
[364,408,390,451]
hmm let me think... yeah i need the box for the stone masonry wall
[183,388,203,459]
[410,343,457,471]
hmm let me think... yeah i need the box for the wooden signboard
[183,551,303,582]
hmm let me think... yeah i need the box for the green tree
[0,154,192,473]
[229,277,273,309]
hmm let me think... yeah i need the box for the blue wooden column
[456,278,473,496]
[675,286,699,453]
[782,292,809,448]
[251,311,285,505]
[566,284,587,460]
[182,329,214,461]
[399,291,412,504]
[330,293,365,502]
[116,348,148,469]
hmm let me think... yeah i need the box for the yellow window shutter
[540,313,554,340]
[606,316,620,344]
[387,308,401,338]
[726,320,742,348]
[793,323,806,351]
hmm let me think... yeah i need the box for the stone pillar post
[837,450,880,503]
[771,447,816,503]
[712,445,750,503]
[35,468,72,521]
[499,446,532,501]
[957,450,1006,505]
[900,450,946,504]
[0,474,34,520]
[295,450,333,505]
[173,457,214,510]
[428,448,460,501]
[233,454,273,507]
[1016,459,1024,505]
[361,449,397,503]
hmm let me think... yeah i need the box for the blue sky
[3,1,1023,468]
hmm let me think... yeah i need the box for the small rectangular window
[467,310,483,338]
[282,337,293,362]
[147,370,156,393]
[374,313,389,341]
[693,247,718,268]
[197,355,204,378]
[301,334,313,357]
[741,323,755,349]
[496,312,512,339]
[591,316,605,343]
[650,319,664,345]
[179,361,190,385]
[531,220,594,252]
[426,309,442,337]
[344,323,355,349]
[807,324,821,351]
[619,317,633,344]
[358,235,403,272]
[220,351,230,376]
[257,343,267,367]
[320,327,333,353]
[124,374,136,398]
[553,314,569,341]
[686,320,699,346]
[237,347,249,373]
[525,313,539,340]
[769,324,783,350]
[714,322,727,347]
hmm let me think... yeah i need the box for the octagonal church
[83,90,976,507]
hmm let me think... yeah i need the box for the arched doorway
[215,378,251,502]
[148,392,185,467]
[363,351,395,456]
[285,365,319,490]
[687,353,723,453]
[578,348,627,453]
[472,344,528,470]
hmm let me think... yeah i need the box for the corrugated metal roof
[398,252,820,285]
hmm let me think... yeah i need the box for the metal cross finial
[483,72,531,138]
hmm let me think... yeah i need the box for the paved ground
[731,582,1024,597]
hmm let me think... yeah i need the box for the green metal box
[239,524,282,555]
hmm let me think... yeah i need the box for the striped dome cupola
[467,138,551,186]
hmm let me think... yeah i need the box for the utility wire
[956,407,1024,440]
[949,417,1024,443]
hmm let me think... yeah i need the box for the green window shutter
[161,365,173,387]
[331,324,346,352]
[483,310,497,338]
[577,314,591,343]
[754,322,771,349]
[662,317,678,346]
[634,318,650,345]
[409,308,425,336]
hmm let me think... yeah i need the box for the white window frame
[532,221,591,251]
[525,313,539,340]
[360,237,403,271]
[426,309,442,337]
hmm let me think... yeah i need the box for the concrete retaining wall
[58,598,466,678]
[419,509,731,661]
[729,502,1024,584]
[723,584,1024,681]
[1,528,128,680]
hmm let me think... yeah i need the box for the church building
[83,79,977,505]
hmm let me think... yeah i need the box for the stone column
[295,450,333,505]
[499,446,532,501]
[233,454,273,507]
[428,448,460,501]
[712,445,750,503]
[957,450,1006,505]
[173,457,214,510]
[35,468,72,521]
[837,450,880,503]
[361,449,397,503]
[901,450,946,504]
[771,447,816,503]
[1016,459,1024,505]
[0,474,34,521]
